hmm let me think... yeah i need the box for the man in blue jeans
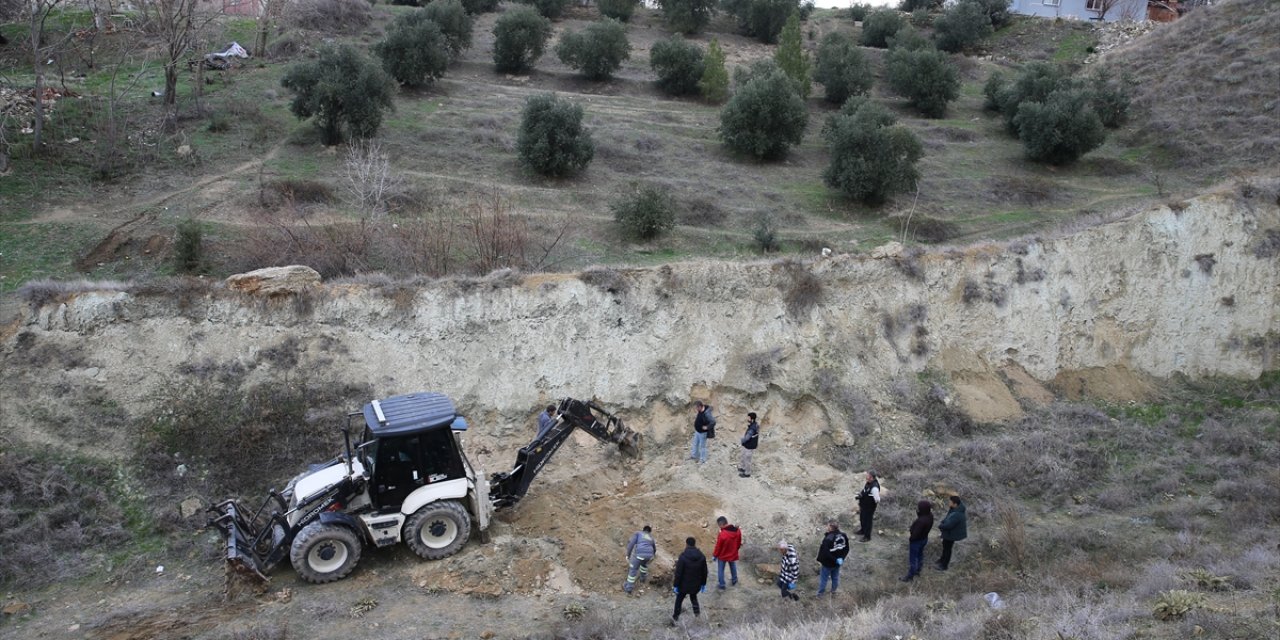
[901,500,934,582]
[711,516,742,589]
[815,520,849,595]
[689,401,714,464]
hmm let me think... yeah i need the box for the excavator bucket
[558,398,642,457]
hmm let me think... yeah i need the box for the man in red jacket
[711,516,742,589]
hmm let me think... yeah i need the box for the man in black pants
[935,494,967,570]
[854,470,881,541]
[671,537,708,625]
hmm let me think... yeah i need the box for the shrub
[650,37,705,96]
[982,69,1005,110]
[724,0,798,44]
[175,219,205,274]
[373,12,450,88]
[460,0,498,12]
[752,211,779,252]
[612,183,677,240]
[822,98,922,204]
[493,6,553,73]
[933,0,993,53]
[781,259,823,316]
[899,0,941,10]
[517,93,595,177]
[774,12,811,99]
[597,0,638,21]
[1087,66,1132,128]
[718,62,808,160]
[885,45,961,118]
[847,2,871,21]
[1012,88,1106,165]
[699,39,730,103]
[989,61,1071,132]
[813,31,872,104]
[888,23,931,50]
[285,0,372,33]
[970,0,1011,28]
[659,0,715,33]
[0,450,131,588]
[556,19,631,81]
[422,0,474,58]
[860,8,904,48]
[522,0,570,19]
[281,44,395,145]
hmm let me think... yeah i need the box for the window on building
[1043,0,1061,6]
[1085,0,1103,9]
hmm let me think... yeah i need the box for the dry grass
[1121,0,1280,170]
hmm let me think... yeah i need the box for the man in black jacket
[901,500,934,582]
[935,495,967,571]
[815,520,849,595]
[690,401,715,464]
[739,412,760,477]
[671,537,708,625]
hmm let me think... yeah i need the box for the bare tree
[253,0,285,57]
[152,0,213,129]
[1087,0,1145,21]
[341,141,402,218]
[25,0,68,156]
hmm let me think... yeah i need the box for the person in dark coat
[854,471,881,541]
[815,520,850,596]
[935,495,967,571]
[689,401,715,464]
[901,500,934,582]
[671,537,708,624]
[535,404,557,440]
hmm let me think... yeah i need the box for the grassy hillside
[0,1,1274,293]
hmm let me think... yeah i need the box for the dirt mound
[1117,0,1280,171]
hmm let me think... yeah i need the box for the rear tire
[290,523,362,584]
[404,500,472,560]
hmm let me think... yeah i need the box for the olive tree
[556,19,631,81]
[281,44,395,145]
[517,93,595,177]
[719,62,808,160]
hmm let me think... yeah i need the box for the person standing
[671,537,708,625]
[623,525,656,593]
[815,520,849,596]
[689,401,715,464]
[739,412,760,478]
[776,540,800,601]
[711,516,742,589]
[535,404,557,440]
[854,471,881,541]
[901,500,934,582]
[935,495,967,571]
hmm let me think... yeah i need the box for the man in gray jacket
[624,525,657,593]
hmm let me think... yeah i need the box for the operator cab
[355,392,470,511]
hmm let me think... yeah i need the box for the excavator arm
[488,398,640,509]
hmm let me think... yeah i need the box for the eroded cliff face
[3,185,1278,451]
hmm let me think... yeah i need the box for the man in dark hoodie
[935,494,967,571]
[815,520,849,596]
[901,500,934,582]
[671,537,708,625]
[712,516,742,589]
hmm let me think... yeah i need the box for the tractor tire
[289,523,362,584]
[404,500,472,561]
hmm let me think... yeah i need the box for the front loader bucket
[207,495,289,589]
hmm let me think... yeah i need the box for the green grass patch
[0,222,99,291]
[1052,31,1097,64]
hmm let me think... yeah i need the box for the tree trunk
[31,15,43,156]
